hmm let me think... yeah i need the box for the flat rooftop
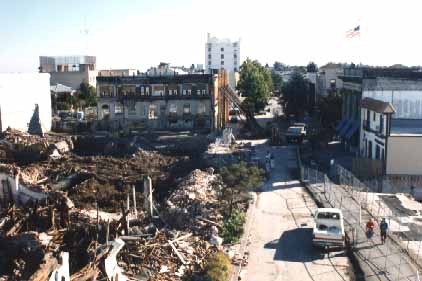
[97,73,213,84]
[390,119,422,135]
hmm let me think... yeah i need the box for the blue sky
[1,0,422,72]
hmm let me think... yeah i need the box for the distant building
[39,55,97,89]
[96,72,231,131]
[360,97,422,179]
[359,97,394,166]
[0,73,51,133]
[146,63,188,76]
[205,34,240,90]
[50,84,76,113]
[98,69,138,77]
[338,67,422,152]
[316,63,344,97]
[205,33,240,73]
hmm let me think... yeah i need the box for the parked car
[312,208,345,249]
[285,126,306,143]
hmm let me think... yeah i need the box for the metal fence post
[384,234,390,275]
[365,186,369,209]
[328,180,332,205]
[324,175,327,193]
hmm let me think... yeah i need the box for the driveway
[240,143,351,281]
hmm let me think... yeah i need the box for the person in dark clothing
[380,218,388,244]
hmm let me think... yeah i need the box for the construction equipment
[219,85,263,135]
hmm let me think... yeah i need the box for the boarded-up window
[198,103,206,114]
[128,101,136,115]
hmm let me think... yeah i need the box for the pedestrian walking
[366,218,375,239]
[380,218,388,244]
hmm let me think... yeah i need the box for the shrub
[204,252,231,281]
[221,209,246,244]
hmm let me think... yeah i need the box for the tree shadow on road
[264,227,325,262]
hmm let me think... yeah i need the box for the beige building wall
[386,136,422,175]
[50,70,97,89]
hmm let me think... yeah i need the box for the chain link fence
[299,163,421,281]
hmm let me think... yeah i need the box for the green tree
[237,59,272,113]
[281,71,313,117]
[78,82,97,107]
[318,92,342,129]
[220,162,263,215]
[306,62,318,73]
[271,72,283,96]
[273,61,286,72]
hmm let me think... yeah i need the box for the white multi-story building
[205,33,240,73]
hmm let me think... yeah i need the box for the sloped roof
[360,97,395,114]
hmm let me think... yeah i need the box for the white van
[312,208,345,248]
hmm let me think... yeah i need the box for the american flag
[346,25,360,38]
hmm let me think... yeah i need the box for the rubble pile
[115,169,223,280]
[165,169,222,230]
[0,129,235,280]
[117,230,217,281]
[0,169,225,280]
[0,128,73,163]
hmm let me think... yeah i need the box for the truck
[312,208,345,248]
[285,126,306,144]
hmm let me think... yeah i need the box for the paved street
[240,143,351,281]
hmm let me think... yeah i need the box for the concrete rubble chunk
[209,234,223,246]
[103,239,128,281]
[48,252,70,281]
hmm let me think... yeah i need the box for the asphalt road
[241,143,351,281]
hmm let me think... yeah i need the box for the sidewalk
[303,167,420,281]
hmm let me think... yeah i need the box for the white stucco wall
[387,136,422,175]
[0,73,52,132]
[360,108,387,159]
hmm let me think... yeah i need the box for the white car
[285,126,306,143]
[312,208,345,248]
